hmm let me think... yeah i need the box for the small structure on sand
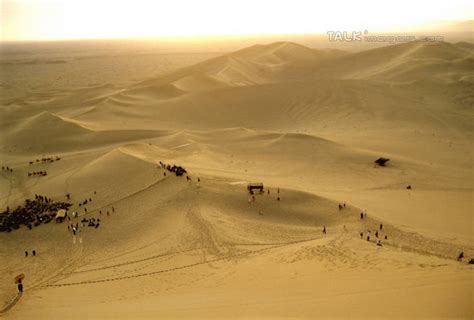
[247,183,264,194]
[55,209,67,223]
[374,157,390,167]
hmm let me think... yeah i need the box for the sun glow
[1,0,473,41]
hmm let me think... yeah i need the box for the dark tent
[374,158,390,166]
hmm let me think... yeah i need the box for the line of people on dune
[248,192,471,263]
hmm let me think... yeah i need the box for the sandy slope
[1,41,473,319]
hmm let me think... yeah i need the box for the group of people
[457,252,474,264]
[0,195,71,232]
[67,205,116,235]
[338,203,347,210]
[64,190,114,235]
[98,206,114,216]
[360,223,388,246]
[267,187,281,201]
[1,166,13,173]
[248,187,281,204]
[78,197,93,207]
[81,217,101,228]
[24,250,37,257]
[75,192,99,215]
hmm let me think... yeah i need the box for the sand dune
[127,41,336,94]
[1,111,167,153]
[1,40,473,319]
[300,41,474,81]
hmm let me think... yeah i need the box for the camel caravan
[159,161,187,177]
[25,155,62,177]
[28,171,48,177]
[0,195,71,233]
[28,156,61,165]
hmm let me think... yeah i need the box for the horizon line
[2,20,473,44]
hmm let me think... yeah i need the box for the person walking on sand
[360,232,363,239]
[32,250,36,256]
[380,223,383,230]
[360,212,364,220]
[323,226,326,234]
[25,251,28,257]
[17,281,23,293]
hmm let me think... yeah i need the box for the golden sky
[1,0,473,41]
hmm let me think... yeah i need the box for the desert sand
[0,40,473,319]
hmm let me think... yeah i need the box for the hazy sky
[1,0,473,41]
